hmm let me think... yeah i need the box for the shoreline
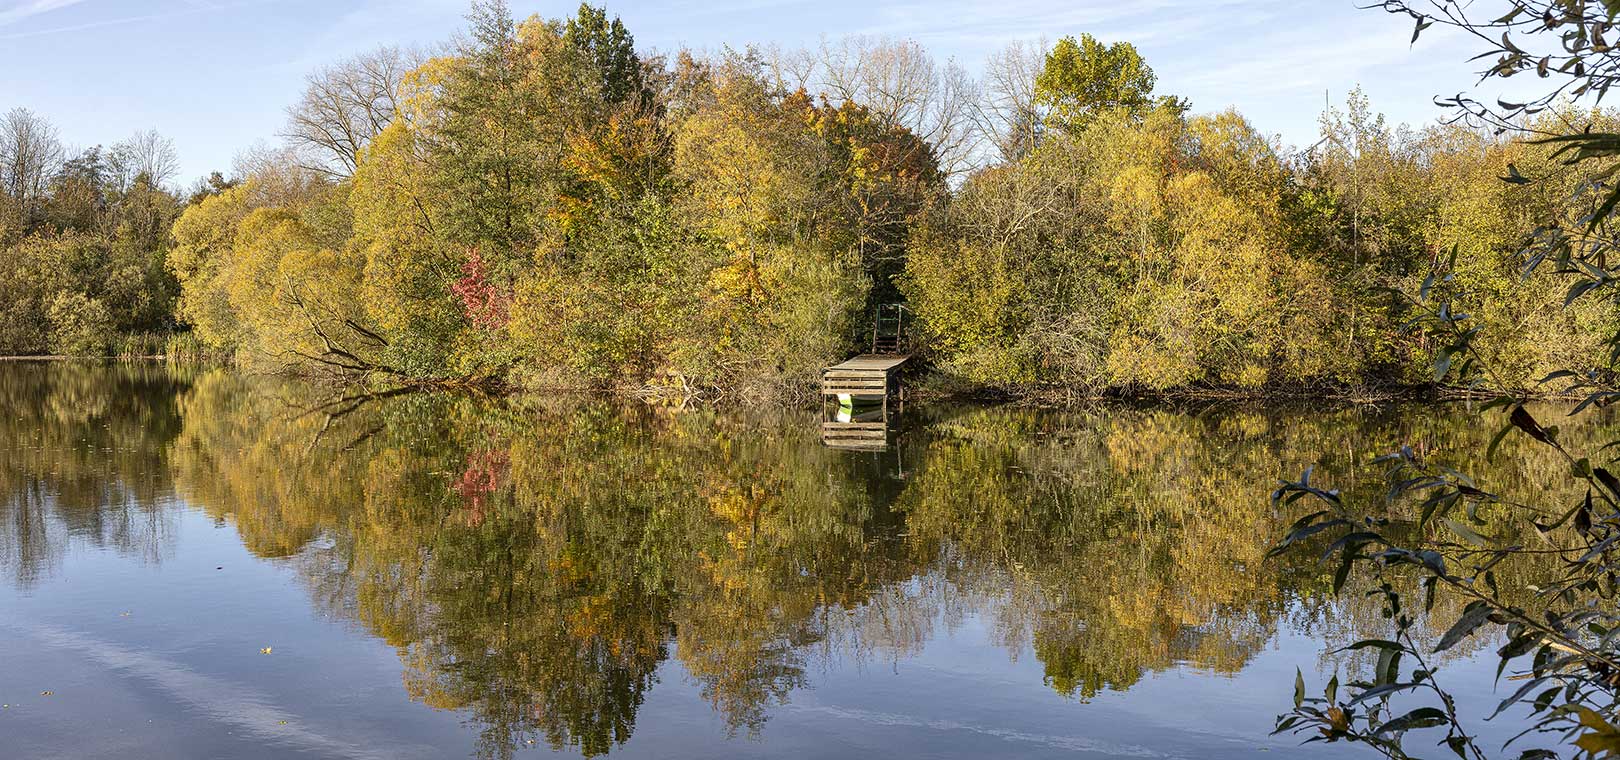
[0,355,1577,408]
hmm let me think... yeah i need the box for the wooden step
[822,439,889,451]
[822,422,887,431]
[822,380,888,390]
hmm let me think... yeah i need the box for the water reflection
[0,362,192,588]
[0,363,1603,758]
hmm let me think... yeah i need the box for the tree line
[1,0,1610,397]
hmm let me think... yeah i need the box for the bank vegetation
[2,1,1612,400]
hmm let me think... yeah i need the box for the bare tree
[232,141,327,206]
[0,107,65,208]
[108,129,180,189]
[778,36,980,179]
[973,39,1047,164]
[765,43,817,94]
[281,46,421,179]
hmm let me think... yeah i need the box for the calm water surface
[0,363,1582,759]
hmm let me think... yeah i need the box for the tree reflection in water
[0,363,1606,758]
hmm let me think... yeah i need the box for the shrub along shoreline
[3,2,1614,402]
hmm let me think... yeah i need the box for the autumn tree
[169,154,396,375]
[12,0,1604,401]
[0,112,184,356]
[1034,34,1184,134]
[904,106,1319,393]
[668,51,870,392]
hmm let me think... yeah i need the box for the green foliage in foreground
[1267,3,1620,759]
[1271,369,1620,758]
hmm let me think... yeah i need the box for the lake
[0,363,1583,759]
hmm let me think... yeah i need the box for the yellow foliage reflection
[2,364,1610,757]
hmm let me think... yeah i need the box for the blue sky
[1,0,1530,184]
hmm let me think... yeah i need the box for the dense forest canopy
[2,0,1613,398]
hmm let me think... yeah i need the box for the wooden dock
[819,354,910,398]
[820,354,909,450]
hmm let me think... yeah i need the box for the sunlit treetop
[1034,34,1187,135]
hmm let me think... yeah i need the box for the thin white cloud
[12,621,436,760]
[0,0,282,40]
[786,702,1184,757]
[0,0,89,28]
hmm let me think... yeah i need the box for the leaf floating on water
[260,647,273,655]
[277,720,288,726]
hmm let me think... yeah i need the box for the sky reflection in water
[0,363,1575,759]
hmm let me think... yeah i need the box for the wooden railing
[872,303,907,355]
